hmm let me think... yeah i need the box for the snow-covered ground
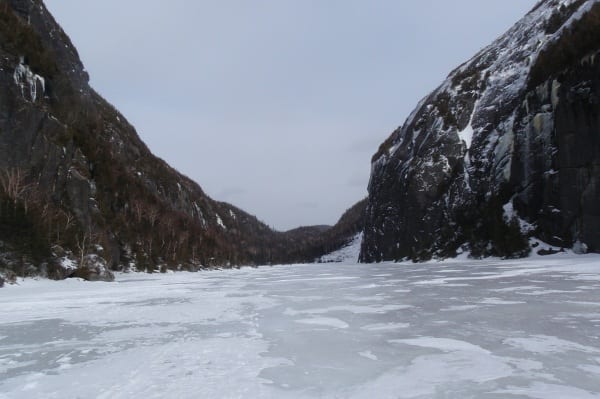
[319,233,362,263]
[1,254,600,398]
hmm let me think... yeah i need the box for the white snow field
[1,254,600,398]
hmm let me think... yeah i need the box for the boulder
[70,255,114,282]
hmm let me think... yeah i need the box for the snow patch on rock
[458,123,474,150]
[13,57,45,102]
[216,214,226,230]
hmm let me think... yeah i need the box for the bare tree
[0,168,29,212]
[146,205,159,228]
[54,209,75,243]
[140,205,162,263]
[175,230,190,261]
[21,180,43,215]
[75,227,97,268]
[131,199,144,223]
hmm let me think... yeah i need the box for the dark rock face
[361,0,600,262]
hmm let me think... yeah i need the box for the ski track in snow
[1,254,600,398]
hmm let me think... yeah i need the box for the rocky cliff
[0,0,362,281]
[361,0,600,262]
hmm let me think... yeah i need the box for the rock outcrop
[361,0,600,262]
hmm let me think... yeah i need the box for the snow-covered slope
[320,233,363,263]
[362,0,600,262]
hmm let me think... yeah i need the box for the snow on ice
[1,254,600,398]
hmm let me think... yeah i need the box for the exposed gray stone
[362,0,600,262]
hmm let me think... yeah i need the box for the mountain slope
[283,198,367,263]
[0,0,364,281]
[361,0,600,262]
[0,0,273,277]
[0,0,364,279]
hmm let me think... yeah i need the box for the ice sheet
[1,254,600,398]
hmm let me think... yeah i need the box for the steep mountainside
[361,0,600,262]
[284,198,367,263]
[0,0,363,281]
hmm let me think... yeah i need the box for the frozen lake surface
[2,254,600,398]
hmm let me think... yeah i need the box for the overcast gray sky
[45,1,537,231]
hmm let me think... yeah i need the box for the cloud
[44,0,538,231]
[347,137,384,154]
[217,187,248,201]
[296,201,320,210]
[347,174,368,188]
